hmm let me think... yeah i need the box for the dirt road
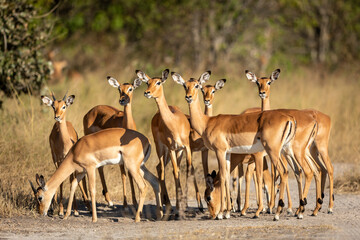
[1,177,359,239]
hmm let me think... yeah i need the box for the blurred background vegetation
[1,0,360,217]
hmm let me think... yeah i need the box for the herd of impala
[29,68,334,223]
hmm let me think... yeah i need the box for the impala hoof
[74,211,79,217]
[328,208,333,214]
[108,201,114,207]
[273,215,279,221]
[297,213,303,219]
[252,215,259,219]
[225,211,231,219]
[217,213,223,220]
[240,211,247,216]
[287,208,293,215]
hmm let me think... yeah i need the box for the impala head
[107,76,142,106]
[41,92,75,122]
[245,69,280,99]
[171,71,212,104]
[201,79,226,107]
[204,170,221,219]
[136,69,169,99]
[29,174,52,216]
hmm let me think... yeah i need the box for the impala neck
[204,105,213,116]
[58,114,72,146]
[45,153,76,197]
[189,93,209,136]
[123,103,136,130]
[154,88,176,126]
[261,97,270,111]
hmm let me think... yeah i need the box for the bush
[0,0,52,97]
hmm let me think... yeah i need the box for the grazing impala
[82,77,142,208]
[246,69,333,215]
[172,71,297,220]
[41,92,89,216]
[137,69,203,217]
[30,128,163,223]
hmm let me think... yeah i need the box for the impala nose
[259,92,266,98]
[144,91,151,98]
[204,100,210,106]
[185,95,193,103]
[54,116,61,122]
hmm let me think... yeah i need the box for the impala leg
[87,169,97,223]
[69,173,79,216]
[59,182,64,216]
[262,158,272,210]
[140,165,163,220]
[186,147,203,212]
[128,173,137,208]
[201,149,209,179]
[272,157,288,221]
[119,164,128,208]
[98,166,113,207]
[128,167,147,223]
[254,153,264,218]
[215,150,227,220]
[169,150,183,216]
[241,161,254,216]
[64,172,85,220]
[237,164,244,212]
[268,162,276,214]
[77,176,91,211]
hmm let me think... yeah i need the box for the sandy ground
[1,175,360,240]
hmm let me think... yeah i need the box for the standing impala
[172,71,297,220]
[41,92,89,216]
[246,69,333,215]
[137,69,203,217]
[189,79,226,178]
[197,78,273,216]
[82,77,142,208]
[30,128,163,223]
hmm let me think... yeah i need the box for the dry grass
[1,64,359,217]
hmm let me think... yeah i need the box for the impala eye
[128,87,133,92]
[156,81,161,86]
[211,90,215,94]
[62,106,66,110]
[267,81,271,85]
[38,196,43,202]
[195,85,199,89]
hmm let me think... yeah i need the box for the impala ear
[270,69,281,82]
[214,79,226,91]
[136,70,150,83]
[107,76,120,88]
[133,78,142,89]
[171,72,185,86]
[245,70,257,82]
[41,96,53,106]
[199,71,211,85]
[65,95,75,106]
[162,69,169,82]
[211,170,217,179]
[36,174,47,191]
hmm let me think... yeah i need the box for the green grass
[1,64,359,217]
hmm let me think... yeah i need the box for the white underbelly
[227,141,264,155]
[96,153,123,168]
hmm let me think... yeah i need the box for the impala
[189,79,227,179]
[197,78,273,216]
[208,70,321,219]
[41,92,89,216]
[172,71,297,220]
[137,69,203,217]
[30,128,163,223]
[246,69,333,215]
[82,77,142,208]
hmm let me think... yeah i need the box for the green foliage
[0,0,52,97]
